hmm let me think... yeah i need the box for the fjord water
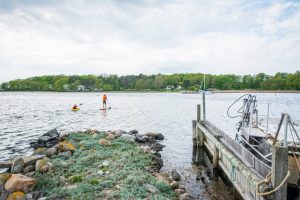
[1,92,299,198]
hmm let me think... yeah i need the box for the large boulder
[128,130,138,135]
[171,169,181,181]
[11,158,24,174]
[145,132,164,140]
[30,129,60,148]
[5,174,36,192]
[135,135,150,143]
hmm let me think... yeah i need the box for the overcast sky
[0,0,299,82]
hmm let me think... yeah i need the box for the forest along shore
[0,129,194,200]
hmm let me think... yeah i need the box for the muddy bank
[0,129,194,200]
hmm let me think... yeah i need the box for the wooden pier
[192,104,290,200]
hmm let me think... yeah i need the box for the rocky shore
[0,129,194,200]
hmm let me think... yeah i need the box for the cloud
[0,0,299,82]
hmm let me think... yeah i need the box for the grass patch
[33,132,174,200]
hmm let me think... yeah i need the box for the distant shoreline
[0,90,299,93]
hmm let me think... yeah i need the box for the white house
[77,85,85,91]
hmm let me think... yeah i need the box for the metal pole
[284,114,288,147]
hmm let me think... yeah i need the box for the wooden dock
[192,104,290,200]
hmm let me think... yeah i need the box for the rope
[256,170,291,196]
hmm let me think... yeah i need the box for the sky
[0,0,299,82]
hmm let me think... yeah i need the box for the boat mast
[204,74,206,91]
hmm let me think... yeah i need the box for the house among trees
[63,84,69,91]
[166,85,175,90]
[176,85,182,90]
[77,85,85,91]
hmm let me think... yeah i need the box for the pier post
[197,104,201,123]
[213,145,219,169]
[272,145,288,200]
[192,120,197,147]
[202,93,206,120]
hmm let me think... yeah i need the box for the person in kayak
[73,104,78,110]
[102,94,107,108]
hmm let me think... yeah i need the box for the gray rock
[144,184,160,194]
[11,157,24,173]
[172,169,181,181]
[120,134,135,141]
[128,130,138,135]
[33,148,47,156]
[30,129,60,148]
[113,130,126,137]
[152,156,163,169]
[23,165,35,174]
[135,135,149,143]
[146,132,165,140]
[175,188,186,196]
[25,172,35,177]
[57,151,72,159]
[170,181,179,189]
[25,193,33,199]
[46,147,57,157]
[24,155,46,166]
[179,193,194,200]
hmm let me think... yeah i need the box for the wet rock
[32,191,44,199]
[6,191,25,200]
[0,161,12,168]
[152,156,163,170]
[157,172,172,184]
[170,181,179,189]
[179,193,194,200]
[150,143,165,152]
[0,173,12,184]
[128,130,138,135]
[23,165,35,174]
[99,139,111,146]
[106,134,116,140]
[175,188,186,196]
[46,147,57,157]
[58,142,76,152]
[25,193,33,200]
[153,152,161,158]
[172,170,181,181]
[23,155,45,166]
[11,158,24,174]
[33,148,47,156]
[146,132,164,140]
[25,172,35,178]
[144,184,160,194]
[5,174,36,192]
[135,135,149,143]
[30,129,60,148]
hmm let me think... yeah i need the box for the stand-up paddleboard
[100,107,111,111]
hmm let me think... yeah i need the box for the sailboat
[199,74,213,94]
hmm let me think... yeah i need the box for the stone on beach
[58,142,76,152]
[5,174,36,192]
[23,165,35,174]
[35,160,47,173]
[157,172,172,184]
[112,130,126,138]
[30,129,60,148]
[99,139,111,146]
[171,169,181,181]
[128,130,138,135]
[135,135,150,143]
[175,188,186,196]
[46,147,58,157]
[106,134,116,140]
[145,132,164,140]
[170,181,179,189]
[144,184,160,194]
[11,158,24,174]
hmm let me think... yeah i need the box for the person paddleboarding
[102,94,107,109]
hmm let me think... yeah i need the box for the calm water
[0,92,299,199]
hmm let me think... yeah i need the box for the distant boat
[198,74,214,95]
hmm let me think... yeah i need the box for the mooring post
[197,104,201,123]
[192,120,197,147]
[213,145,219,169]
[272,145,288,200]
[202,93,206,120]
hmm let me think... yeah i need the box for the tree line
[1,71,299,91]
